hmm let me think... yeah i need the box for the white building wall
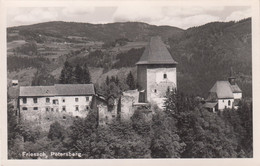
[233,93,242,99]
[218,98,234,110]
[19,95,92,117]
[154,68,177,84]
[147,67,176,102]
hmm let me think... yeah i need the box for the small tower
[136,36,177,103]
[228,67,236,85]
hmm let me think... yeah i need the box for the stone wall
[19,109,87,131]
[120,90,140,121]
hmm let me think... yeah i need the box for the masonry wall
[97,99,116,126]
[147,65,176,102]
[233,92,242,99]
[137,65,147,96]
[19,109,88,131]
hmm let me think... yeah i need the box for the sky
[7,6,251,29]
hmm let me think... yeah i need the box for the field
[7,37,146,87]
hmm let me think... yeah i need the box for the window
[154,89,157,93]
[51,108,54,112]
[228,100,231,106]
[86,96,89,101]
[75,98,79,102]
[23,97,27,104]
[52,99,59,104]
[46,107,50,112]
[62,106,66,112]
[62,98,65,103]
[46,98,50,103]
[76,116,79,118]
[22,107,27,110]
[33,107,38,110]
[75,105,79,111]
[33,97,37,103]
[163,74,167,79]
[86,106,89,110]
[63,116,66,120]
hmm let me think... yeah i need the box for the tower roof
[136,36,177,65]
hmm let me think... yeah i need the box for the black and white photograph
[1,0,260,164]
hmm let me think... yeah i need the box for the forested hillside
[8,21,183,42]
[169,18,252,98]
[7,18,252,98]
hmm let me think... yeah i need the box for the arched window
[163,74,167,79]
[228,100,231,106]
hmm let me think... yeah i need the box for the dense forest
[168,18,252,98]
[8,90,252,159]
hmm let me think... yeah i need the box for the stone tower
[136,36,177,103]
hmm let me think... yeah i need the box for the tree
[48,121,66,141]
[106,76,110,85]
[74,64,83,84]
[59,61,74,84]
[150,111,185,158]
[131,109,151,136]
[126,71,135,90]
[32,68,57,86]
[82,63,91,84]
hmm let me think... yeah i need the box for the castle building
[204,71,242,112]
[136,36,177,105]
[19,84,95,118]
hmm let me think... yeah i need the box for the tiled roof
[209,81,234,99]
[20,86,57,97]
[230,84,242,93]
[136,36,177,65]
[19,84,95,97]
[206,92,218,102]
[55,84,95,96]
[203,102,218,108]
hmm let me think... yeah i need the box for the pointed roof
[206,79,242,101]
[208,81,234,99]
[136,36,177,65]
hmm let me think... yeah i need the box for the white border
[1,0,260,166]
